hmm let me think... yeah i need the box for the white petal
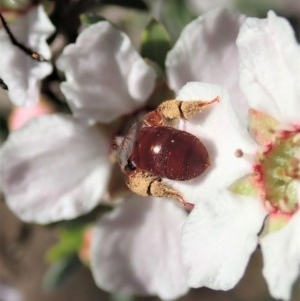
[0,5,55,106]
[56,22,156,124]
[237,11,300,125]
[182,190,267,289]
[166,9,248,120]
[166,82,256,205]
[261,211,300,300]
[0,114,111,224]
[91,196,189,300]
[0,282,23,301]
[187,0,234,13]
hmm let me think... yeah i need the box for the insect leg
[125,168,193,210]
[157,96,219,120]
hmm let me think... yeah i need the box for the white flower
[3,7,298,300]
[171,10,300,301]
[0,5,55,106]
[91,195,189,300]
[0,20,155,224]
[86,81,232,301]
[0,9,254,300]
[166,8,248,121]
[187,0,300,15]
[0,20,191,300]
[56,22,155,124]
[0,114,112,224]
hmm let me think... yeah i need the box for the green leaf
[46,227,85,263]
[43,255,81,290]
[80,14,106,26]
[164,0,195,38]
[49,205,111,229]
[236,0,277,16]
[0,0,31,10]
[141,19,171,71]
[110,292,136,301]
[144,0,196,41]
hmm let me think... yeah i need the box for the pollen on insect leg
[125,169,158,197]
[179,96,220,119]
[125,168,193,210]
[157,97,219,121]
[149,178,192,209]
[157,99,181,120]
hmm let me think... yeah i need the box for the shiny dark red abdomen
[130,126,209,181]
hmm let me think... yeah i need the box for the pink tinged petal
[91,197,189,300]
[0,5,55,106]
[9,99,54,131]
[237,11,300,125]
[167,82,256,205]
[182,191,267,290]
[0,114,112,224]
[261,211,300,300]
[56,22,156,124]
[166,9,248,121]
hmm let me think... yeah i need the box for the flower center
[254,129,300,215]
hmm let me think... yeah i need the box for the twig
[0,13,48,62]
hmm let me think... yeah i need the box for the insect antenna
[0,12,48,62]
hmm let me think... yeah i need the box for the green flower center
[230,109,300,221]
[254,129,300,215]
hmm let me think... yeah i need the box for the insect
[118,96,219,209]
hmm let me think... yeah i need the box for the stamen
[254,127,300,215]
